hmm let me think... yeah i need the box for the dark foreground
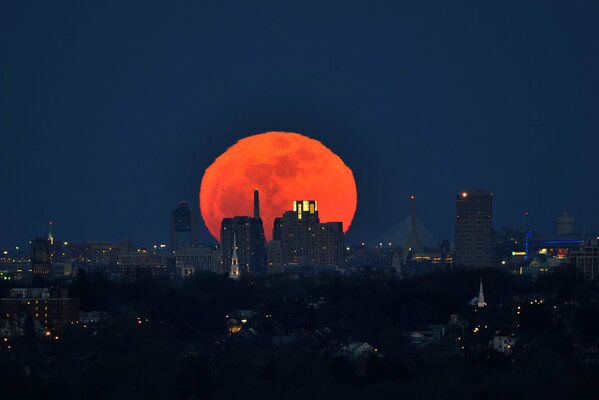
[1,268,599,400]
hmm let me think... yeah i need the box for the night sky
[2,1,598,249]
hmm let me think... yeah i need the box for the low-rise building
[175,244,221,274]
[0,288,79,335]
[571,239,599,281]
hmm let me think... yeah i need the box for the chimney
[254,189,260,218]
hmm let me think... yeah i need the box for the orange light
[199,132,357,241]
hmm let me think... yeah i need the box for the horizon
[3,2,599,249]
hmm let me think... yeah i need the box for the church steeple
[229,233,240,280]
[477,278,486,308]
[48,221,54,245]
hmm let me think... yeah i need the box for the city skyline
[3,2,599,248]
[0,187,592,252]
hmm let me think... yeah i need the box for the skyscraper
[170,201,199,249]
[277,200,344,269]
[455,191,493,268]
[220,190,266,275]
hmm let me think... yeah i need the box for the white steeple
[48,221,54,245]
[229,233,240,280]
[477,278,486,308]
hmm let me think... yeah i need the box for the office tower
[278,200,344,269]
[220,190,266,275]
[267,240,283,273]
[455,191,493,268]
[31,238,51,275]
[170,201,200,249]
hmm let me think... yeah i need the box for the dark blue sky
[2,1,598,249]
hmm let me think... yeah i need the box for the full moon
[199,131,357,241]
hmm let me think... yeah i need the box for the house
[336,342,376,359]
[79,311,112,325]
[490,332,518,354]
[405,324,447,347]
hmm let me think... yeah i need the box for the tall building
[170,201,200,250]
[267,240,283,273]
[220,190,266,275]
[276,200,344,269]
[455,191,493,268]
[31,238,51,275]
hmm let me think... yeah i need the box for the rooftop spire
[253,189,260,219]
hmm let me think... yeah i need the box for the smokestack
[253,189,260,218]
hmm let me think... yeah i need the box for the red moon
[199,131,357,241]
